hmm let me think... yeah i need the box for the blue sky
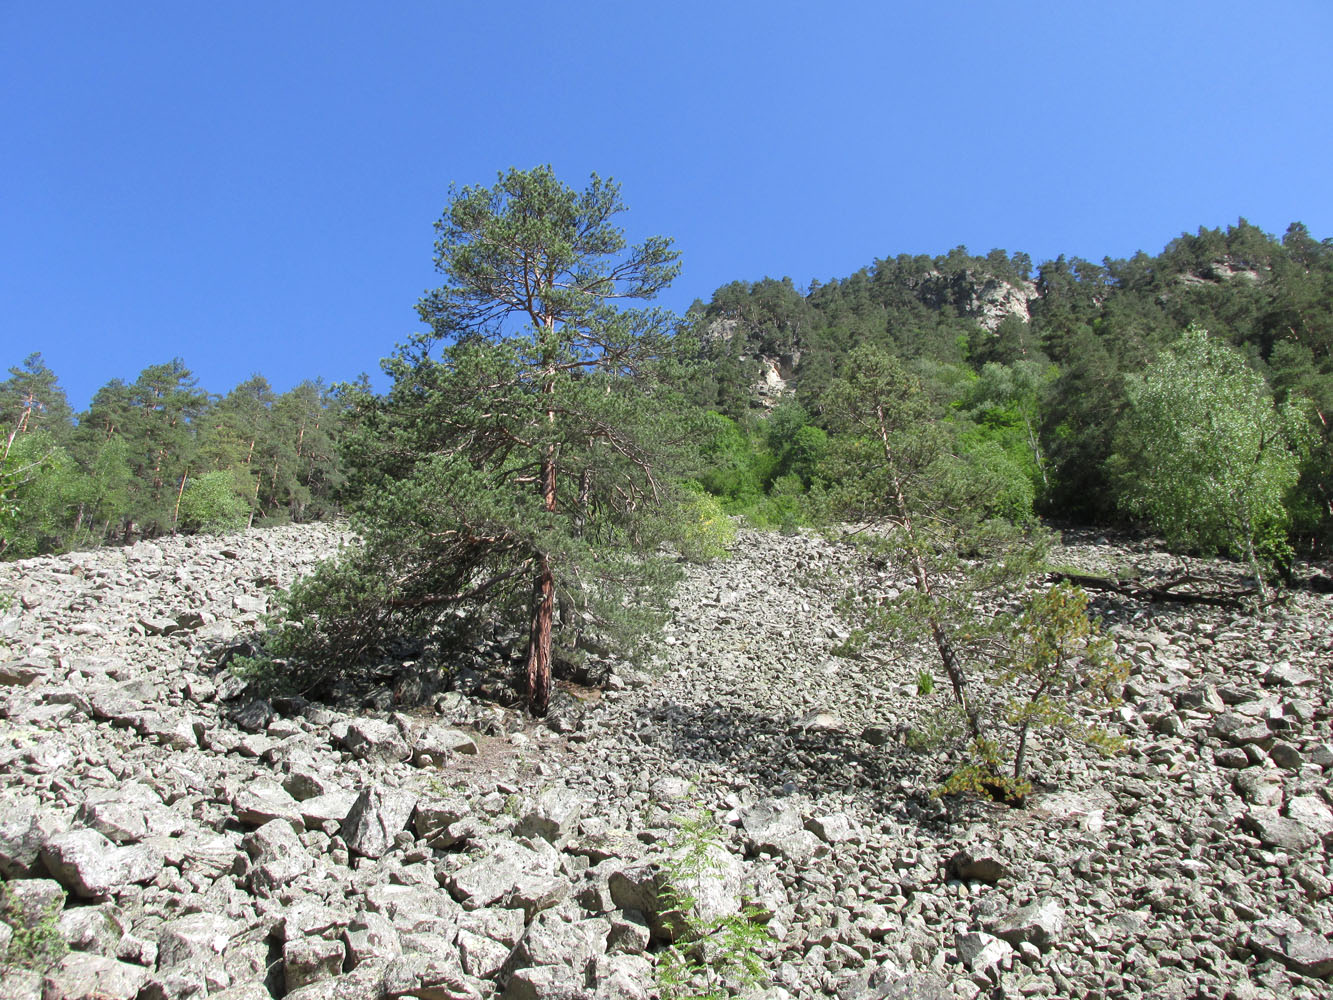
[3,1,1331,410]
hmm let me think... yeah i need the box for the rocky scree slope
[0,523,1331,1000]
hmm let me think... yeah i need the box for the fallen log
[1047,570,1256,609]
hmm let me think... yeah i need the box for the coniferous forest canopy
[4,196,1331,584]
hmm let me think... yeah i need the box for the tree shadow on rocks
[625,698,946,823]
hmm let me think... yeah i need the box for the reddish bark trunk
[525,554,554,717]
[524,445,559,716]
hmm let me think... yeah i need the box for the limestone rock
[342,786,418,859]
[40,829,164,898]
[42,952,149,1000]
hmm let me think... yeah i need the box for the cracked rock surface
[0,522,1331,999]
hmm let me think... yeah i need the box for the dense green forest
[3,215,1329,569]
[686,218,1332,555]
[0,357,342,557]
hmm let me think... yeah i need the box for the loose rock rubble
[0,522,1330,999]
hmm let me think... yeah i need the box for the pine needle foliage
[270,168,697,712]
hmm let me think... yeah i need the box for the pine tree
[279,167,691,712]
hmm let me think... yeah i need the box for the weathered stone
[343,912,401,968]
[57,904,125,955]
[342,718,410,763]
[456,928,510,979]
[1250,914,1333,978]
[233,778,306,831]
[415,726,478,763]
[0,659,47,686]
[503,964,590,1000]
[413,796,471,848]
[0,795,66,878]
[299,790,359,828]
[516,786,584,848]
[342,786,418,859]
[382,952,482,1000]
[243,818,314,894]
[806,813,857,844]
[504,910,609,978]
[949,847,1010,883]
[229,698,274,733]
[1286,794,1333,838]
[284,935,347,992]
[157,912,237,971]
[1243,812,1320,852]
[447,839,559,909]
[992,898,1064,950]
[41,952,149,1000]
[77,783,183,843]
[40,829,164,898]
[1211,713,1273,747]
[955,930,1013,973]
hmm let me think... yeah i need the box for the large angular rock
[382,953,483,1000]
[0,658,47,686]
[447,838,560,909]
[342,718,410,763]
[243,818,314,894]
[414,726,478,765]
[1242,812,1320,852]
[157,912,238,969]
[954,930,1013,973]
[233,778,306,831]
[503,910,609,979]
[737,798,802,847]
[41,953,149,1000]
[40,828,164,898]
[516,786,584,848]
[284,935,347,992]
[413,796,472,848]
[57,904,125,955]
[0,794,66,877]
[949,847,1010,883]
[992,898,1064,951]
[77,783,184,843]
[1286,795,1333,839]
[342,786,418,859]
[344,911,401,967]
[1250,914,1333,978]
[503,964,590,1000]
[299,790,359,828]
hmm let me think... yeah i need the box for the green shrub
[179,470,248,535]
[0,881,67,972]
[656,813,772,1000]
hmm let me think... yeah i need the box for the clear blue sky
[3,1,1331,410]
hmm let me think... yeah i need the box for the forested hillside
[0,358,342,557]
[687,219,1332,553]
[3,217,1330,562]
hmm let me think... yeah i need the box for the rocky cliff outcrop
[1,524,1331,998]
[901,269,1037,333]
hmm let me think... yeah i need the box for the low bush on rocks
[0,880,67,973]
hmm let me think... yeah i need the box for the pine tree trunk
[524,440,559,716]
[874,404,982,742]
[525,553,554,717]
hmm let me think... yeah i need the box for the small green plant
[915,670,935,696]
[0,881,68,973]
[655,812,771,1000]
